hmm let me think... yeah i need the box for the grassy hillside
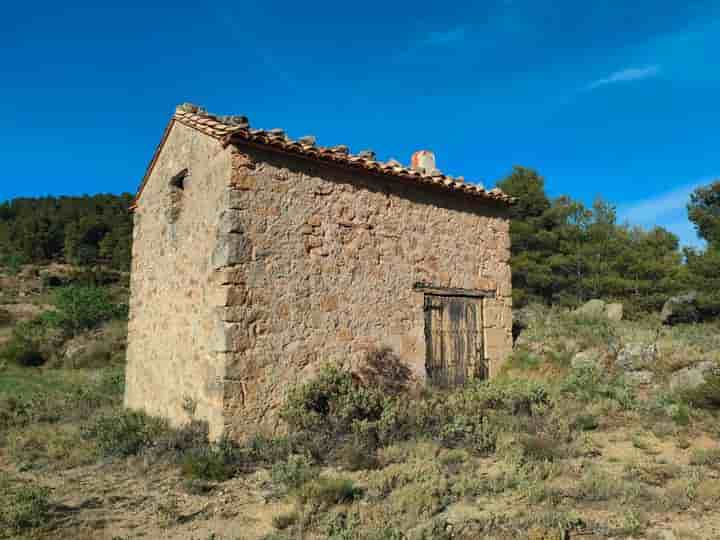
[1,264,719,539]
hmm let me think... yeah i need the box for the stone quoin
[124,103,516,440]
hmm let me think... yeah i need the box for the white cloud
[587,65,661,90]
[617,179,713,247]
[618,182,698,224]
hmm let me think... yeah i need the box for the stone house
[125,103,515,440]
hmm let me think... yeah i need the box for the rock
[615,343,657,371]
[604,303,623,321]
[661,292,699,325]
[670,361,718,392]
[626,370,654,385]
[572,350,601,370]
[575,299,606,318]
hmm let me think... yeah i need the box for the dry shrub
[297,476,361,509]
[356,347,413,394]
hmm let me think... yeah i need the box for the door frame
[417,283,494,387]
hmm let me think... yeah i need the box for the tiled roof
[136,104,516,206]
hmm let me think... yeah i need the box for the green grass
[0,364,97,398]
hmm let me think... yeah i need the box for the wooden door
[424,294,486,387]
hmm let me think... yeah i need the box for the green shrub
[0,253,25,274]
[462,378,550,414]
[515,433,562,462]
[561,365,635,409]
[297,477,362,508]
[281,365,388,458]
[0,320,49,367]
[680,372,720,410]
[438,413,499,453]
[336,441,381,471]
[180,447,237,482]
[439,449,467,468]
[182,478,215,495]
[504,349,542,371]
[0,481,51,532]
[42,285,125,337]
[81,409,169,457]
[653,393,692,425]
[243,434,293,466]
[573,414,599,431]
[271,455,318,489]
[156,420,209,454]
[559,312,618,350]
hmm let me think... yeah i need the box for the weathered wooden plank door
[424,294,486,387]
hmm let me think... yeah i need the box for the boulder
[615,343,657,371]
[575,299,606,318]
[661,292,699,325]
[604,303,623,321]
[670,361,717,392]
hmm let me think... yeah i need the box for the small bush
[156,420,209,454]
[575,467,645,503]
[515,433,562,462]
[271,455,318,490]
[689,448,720,468]
[504,349,542,371]
[42,285,125,337]
[0,253,25,274]
[439,449,467,468]
[243,434,293,466]
[182,478,215,495]
[0,320,49,367]
[336,441,381,471]
[562,365,635,409]
[297,477,362,508]
[357,347,413,394]
[0,482,51,532]
[560,312,618,350]
[272,511,299,530]
[180,447,237,482]
[680,372,720,410]
[81,410,169,457]
[573,414,599,431]
[281,365,388,459]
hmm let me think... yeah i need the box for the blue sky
[1,1,718,247]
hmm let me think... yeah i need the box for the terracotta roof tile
[135,105,516,207]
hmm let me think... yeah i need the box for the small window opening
[170,168,188,190]
[166,168,188,226]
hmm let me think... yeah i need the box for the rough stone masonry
[125,104,515,440]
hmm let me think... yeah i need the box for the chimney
[411,150,436,175]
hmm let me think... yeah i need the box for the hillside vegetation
[1,176,719,539]
[498,169,720,318]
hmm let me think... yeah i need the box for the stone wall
[126,125,512,441]
[125,122,232,438]
[217,144,512,439]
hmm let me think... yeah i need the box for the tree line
[0,194,133,271]
[497,167,720,318]
[0,176,718,319]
